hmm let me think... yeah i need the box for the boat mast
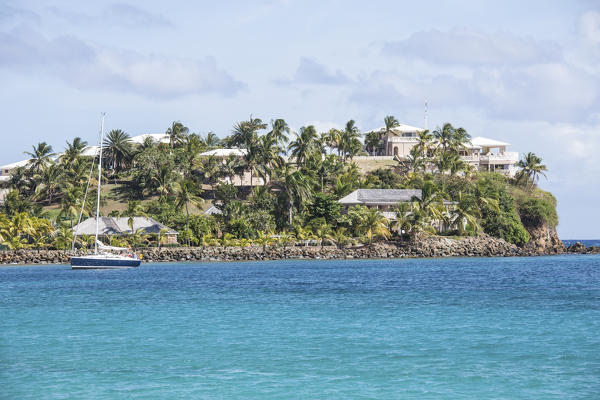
[94,113,105,255]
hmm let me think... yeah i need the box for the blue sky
[1,0,599,238]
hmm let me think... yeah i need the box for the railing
[479,151,519,163]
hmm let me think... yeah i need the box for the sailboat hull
[71,256,141,269]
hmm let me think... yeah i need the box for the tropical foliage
[0,116,555,251]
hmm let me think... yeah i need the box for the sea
[563,239,600,247]
[1,255,599,399]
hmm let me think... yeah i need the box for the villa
[366,124,519,176]
[339,189,422,220]
[72,216,178,244]
[199,148,265,187]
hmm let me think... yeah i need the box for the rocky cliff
[522,223,565,255]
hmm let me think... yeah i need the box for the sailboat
[71,114,141,269]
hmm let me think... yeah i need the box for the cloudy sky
[1,0,599,238]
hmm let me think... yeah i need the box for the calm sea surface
[1,256,599,399]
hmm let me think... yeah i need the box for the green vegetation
[0,116,557,250]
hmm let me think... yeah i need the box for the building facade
[366,124,519,177]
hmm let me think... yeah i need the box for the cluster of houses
[0,122,519,241]
[369,123,519,176]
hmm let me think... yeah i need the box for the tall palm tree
[25,142,55,174]
[103,129,132,173]
[383,115,400,138]
[269,165,313,228]
[450,192,482,235]
[202,132,221,149]
[268,119,290,147]
[166,121,189,148]
[174,179,203,243]
[122,200,146,234]
[341,120,361,162]
[516,152,547,188]
[364,131,381,156]
[33,164,62,204]
[288,125,318,166]
[62,137,88,163]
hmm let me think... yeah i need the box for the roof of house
[0,159,30,171]
[130,133,170,144]
[368,123,425,134]
[203,205,222,215]
[339,189,422,205]
[199,148,247,157]
[470,136,510,148]
[72,216,178,236]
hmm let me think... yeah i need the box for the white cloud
[0,27,245,98]
[579,11,600,43]
[276,57,351,86]
[382,29,561,66]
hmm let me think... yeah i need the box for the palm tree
[255,231,274,252]
[103,129,132,174]
[269,118,290,147]
[53,226,73,253]
[450,192,482,235]
[415,130,433,157]
[25,142,55,174]
[174,179,203,244]
[63,137,88,163]
[364,131,381,156]
[288,125,318,166]
[202,132,221,149]
[341,120,361,162]
[269,165,313,228]
[383,115,400,139]
[151,164,175,198]
[516,152,547,188]
[34,164,62,204]
[410,180,446,226]
[123,200,146,234]
[348,206,390,245]
[312,224,332,249]
[166,121,189,148]
[331,227,350,249]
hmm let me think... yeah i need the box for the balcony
[479,151,519,164]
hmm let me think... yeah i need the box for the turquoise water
[1,256,599,399]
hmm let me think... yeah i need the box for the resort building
[339,189,422,220]
[72,216,179,244]
[365,124,519,176]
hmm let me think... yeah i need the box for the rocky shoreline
[1,235,597,265]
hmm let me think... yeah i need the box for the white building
[366,124,519,176]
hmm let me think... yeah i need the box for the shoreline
[1,236,597,266]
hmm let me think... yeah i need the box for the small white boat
[71,253,141,269]
[71,113,140,270]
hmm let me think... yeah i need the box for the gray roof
[72,216,177,236]
[339,189,422,205]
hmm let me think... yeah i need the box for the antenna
[424,100,428,130]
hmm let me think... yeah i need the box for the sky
[1,0,599,238]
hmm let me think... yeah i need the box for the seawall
[2,235,597,265]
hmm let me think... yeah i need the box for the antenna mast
[94,113,105,255]
[424,100,428,130]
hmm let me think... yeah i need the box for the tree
[103,129,132,173]
[348,206,390,245]
[166,121,189,148]
[254,230,274,252]
[34,164,62,205]
[341,120,361,162]
[269,118,290,147]
[174,179,203,244]
[62,137,88,163]
[289,125,318,166]
[383,115,400,138]
[25,142,55,176]
[123,200,146,234]
[269,165,313,228]
[450,191,482,235]
[516,152,547,189]
[364,131,381,156]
